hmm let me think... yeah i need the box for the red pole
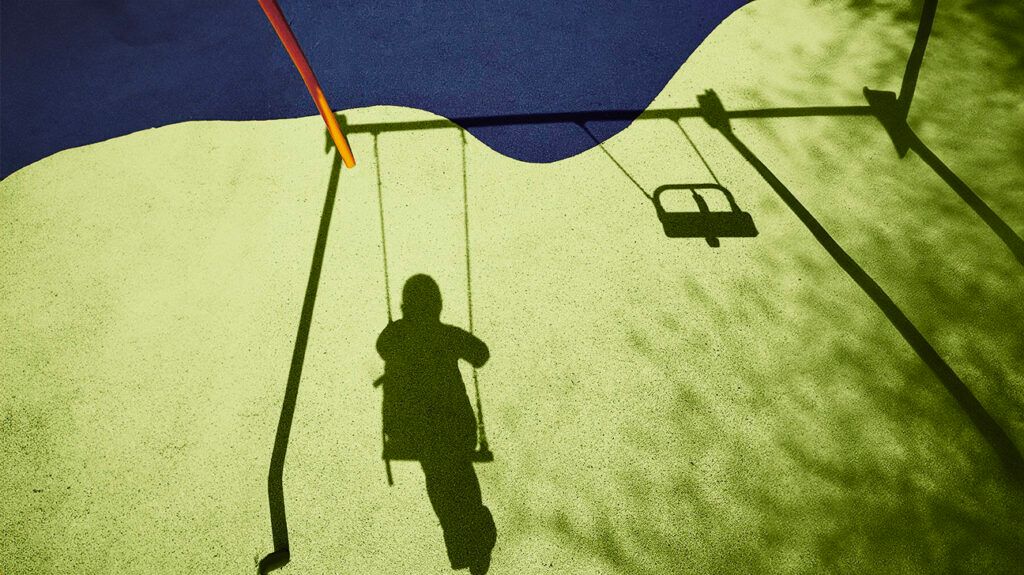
[258,0,356,168]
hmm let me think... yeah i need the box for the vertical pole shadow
[259,150,343,573]
[866,0,1022,266]
[863,0,936,158]
[905,128,1024,267]
[897,0,938,119]
[708,119,1023,480]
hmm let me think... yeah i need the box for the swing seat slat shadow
[653,184,758,243]
[382,437,495,462]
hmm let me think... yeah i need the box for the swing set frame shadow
[258,0,1022,571]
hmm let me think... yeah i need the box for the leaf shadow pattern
[544,272,1024,573]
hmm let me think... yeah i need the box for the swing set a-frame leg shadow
[258,0,1022,571]
[257,133,343,574]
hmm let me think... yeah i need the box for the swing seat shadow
[653,184,758,245]
[373,372,495,464]
[382,438,495,462]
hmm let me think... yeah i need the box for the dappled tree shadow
[543,277,1024,572]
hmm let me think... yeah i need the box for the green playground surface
[2,1,1022,573]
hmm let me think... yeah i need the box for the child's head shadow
[402,274,443,321]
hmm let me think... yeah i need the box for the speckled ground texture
[2,1,1023,573]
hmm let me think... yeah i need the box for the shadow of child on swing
[374,274,496,574]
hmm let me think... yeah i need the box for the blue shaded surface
[1,1,749,178]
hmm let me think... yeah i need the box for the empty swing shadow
[711,121,1023,480]
[575,119,762,244]
[652,184,758,245]
[258,150,343,574]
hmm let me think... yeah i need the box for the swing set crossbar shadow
[259,0,1022,572]
[338,104,875,135]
